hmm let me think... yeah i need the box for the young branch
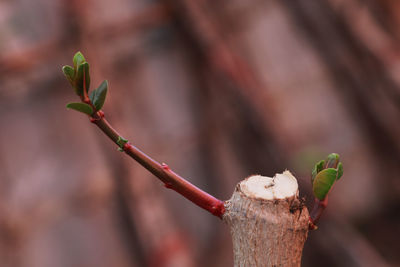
[91,115,225,218]
[309,197,328,230]
[308,153,343,229]
[63,52,225,218]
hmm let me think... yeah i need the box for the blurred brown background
[1,0,400,266]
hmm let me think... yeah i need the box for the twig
[308,153,343,229]
[89,112,226,218]
[309,197,328,230]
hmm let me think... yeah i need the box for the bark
[223,173,309,267]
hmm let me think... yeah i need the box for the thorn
[164,182,173,189]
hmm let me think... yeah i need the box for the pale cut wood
[223,172,309,267]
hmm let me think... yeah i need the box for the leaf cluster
[62,52,108,115]
[311,153,343,200]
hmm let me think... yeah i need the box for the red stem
[309,197,328,230]
[91,115,226,218]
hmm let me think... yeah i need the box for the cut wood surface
[224,172,309,267]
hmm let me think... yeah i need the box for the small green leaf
[116,136,128,150]
[313,168,337,200]
[66,102,93,115]
[62,65,75,84]
[73,51,86,70]
[74,62,90,96]
[337,162,343,180]
[89,80,108,111]
[311,160,325,184]
[325,153,339,169]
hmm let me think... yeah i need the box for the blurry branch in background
[0,2,170,78]
[87,3,171,41]
[306,219,392,267]
[166,0,287,175]
[281,0,400,193]
[0,39,59,76]
[165,0,281,133]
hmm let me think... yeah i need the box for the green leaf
[325,153,339,169]
[89,80,108,111]
[337,162,343,180]
[73,51,86,70]
[313,168,337,200]
[74,62,90,96]
[62,65,75,84]
[66,102,93,115]
[311,160,325,184]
